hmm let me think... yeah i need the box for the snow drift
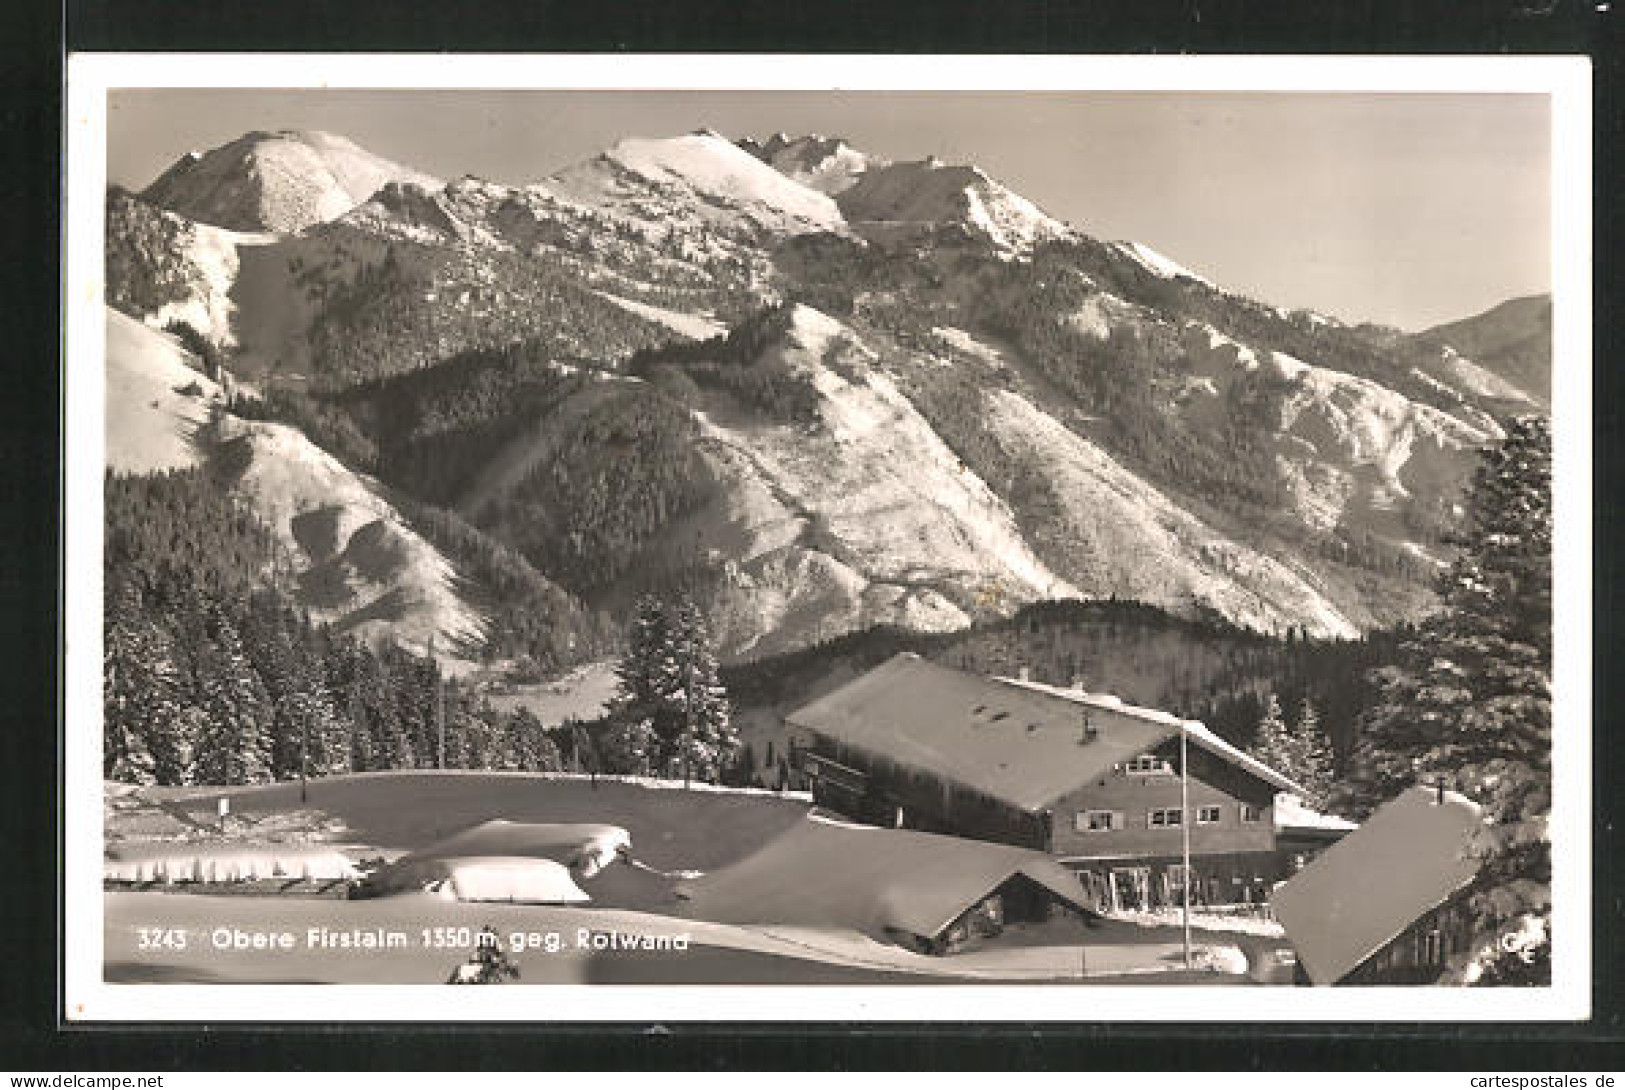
[357,819,632,903]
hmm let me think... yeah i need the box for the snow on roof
[1271,786,1483,984]
[403,819,631,877]
[359,820,632,903]
[675,816,1094,941]
[999,675,1307,796]
[787,654,1182,812]
[1274,793,1358,834]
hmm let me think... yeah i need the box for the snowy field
[103,772,1270,985]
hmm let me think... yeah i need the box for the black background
[3,0,1621,1070]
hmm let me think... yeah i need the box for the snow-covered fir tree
[191,605,274,785]
[1248,693,1335,807]
[1291,697,1335,805]
[103,611,160,785]
[1341,415,1552,983]
[605,595,739,782]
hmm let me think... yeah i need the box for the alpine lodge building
[786,653,1329,913]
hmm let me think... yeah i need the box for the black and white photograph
[61,54,1591,1021]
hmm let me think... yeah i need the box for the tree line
[104,469,567,785]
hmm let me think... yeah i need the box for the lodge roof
[786,653,1302,813]
[675,814,1095,941]
[1271,785,1484,984]
[1000,675,1306,796]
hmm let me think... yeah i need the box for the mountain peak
[738,132,880,196]
[543,130,847,236]
[141,129,441,234]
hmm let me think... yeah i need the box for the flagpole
[1181,724,1192,970]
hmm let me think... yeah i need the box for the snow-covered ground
[104,307,221,474]
[744,133,880,196]
[104,890,1252,985]
[480,661,624,725]
[676,305,1077,656]
[594,290,727,341]
[1178,321,1492,538]
[103,774,1266,984]
[1114,240,1216,287]
[215,415,486,655]
[981,385,1358,639]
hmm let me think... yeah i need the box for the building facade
[787,653,1312,912]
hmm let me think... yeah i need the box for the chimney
[1017,665,1030,681]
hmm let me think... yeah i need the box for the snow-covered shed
[785,653,1307,909]
[1271,785,1483,984]
[674,815,1096,951]
[356,820,632,904]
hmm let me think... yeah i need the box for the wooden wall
[1047,741,1277,860]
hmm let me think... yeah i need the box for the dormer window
[1123,755,1172,775]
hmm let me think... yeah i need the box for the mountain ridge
[106,127,1549,662]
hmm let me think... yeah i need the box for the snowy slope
[629,306,1078,657]
[142,130,442,235]
[104,307,222,474]
[1113,240,1215,287]
[542,130,846,238]
[979,385,1358,639]
[594,291,727,341]
[1178,323,1492,532]
[214,416,485,656]
[837,158,1073,253]
[738,133,881,195]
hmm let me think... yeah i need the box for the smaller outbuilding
[1271,785,1484,985]
[674,815,1098,954]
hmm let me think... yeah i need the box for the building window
[1196,805,1222,825]
[1239,803,1263,823]
[1147,807,1183,828]
[1075,809,1123,832]
[1123,755,1173,775]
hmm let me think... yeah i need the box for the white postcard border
[63,52,1593,1023]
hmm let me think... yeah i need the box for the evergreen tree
[1291,697,1335,806]
[662,599,741,782]
[605,595,739,782]
[601,717,655,776]
[1249,693,1293,777]
[1340,416,1552,981]
[103,613,159,785]
[192,605,274,785]
[1247,693,1334,807]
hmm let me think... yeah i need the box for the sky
[106,89,1551,332]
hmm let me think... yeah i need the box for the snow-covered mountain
[1412,293,1551,407]
[737,133,880,195]
[141,130,442,235]
[105,305,485,661]
[543,129,848,240]
[835,157,1074,255]
[105,127,1544,659]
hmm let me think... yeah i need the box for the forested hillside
[104,469,575,785]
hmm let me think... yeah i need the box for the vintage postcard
[62,53,1591,1021]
